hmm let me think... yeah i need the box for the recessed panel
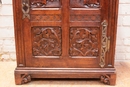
[70,8,101,27]
[32,27,62,56]
[70,27,99,57]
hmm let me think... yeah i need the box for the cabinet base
[15,67,116,85]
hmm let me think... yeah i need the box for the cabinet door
[21,0,109,68]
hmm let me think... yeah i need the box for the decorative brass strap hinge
[22,0,30,19]
[99,20,110,68]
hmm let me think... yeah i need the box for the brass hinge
[99,20,110,68]
[22,0,30,19]
[107,37,110,52]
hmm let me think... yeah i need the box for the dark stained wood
[13,0,119,85]
[13,0,25,67]
[31,22,61,26]
[32,27,62,56]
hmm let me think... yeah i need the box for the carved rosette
[32,27,62,56]
[21,74,31,84]
[100,75,110,85]
[70,28,99,56]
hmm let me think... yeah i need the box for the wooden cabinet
[13,0,119,85]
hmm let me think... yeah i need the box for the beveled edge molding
[22,0,30,19]
[21,73,31,84]
[16,67,116,72]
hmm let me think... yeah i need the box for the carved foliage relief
[30,0,60,8]
[84,0,100,8]
[70,28,99,56]
[32,27,61,56]
[70,0,100,8]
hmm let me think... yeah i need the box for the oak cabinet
[13,0,119,85]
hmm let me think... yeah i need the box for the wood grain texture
[13,0,119,85]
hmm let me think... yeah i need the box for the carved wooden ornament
[32,27,62,56]
[100,75,110,85]
[84,0,100,8]
[21,74,31,84]
[70,28,99,56]
[31,0,58,8]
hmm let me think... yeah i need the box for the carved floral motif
[70,28,99,56]
[32,27,61,56]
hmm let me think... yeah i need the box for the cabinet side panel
[106,0,119,67]
[13,0,25,67]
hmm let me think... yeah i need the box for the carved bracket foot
[100,74,116,85]
[21,74,31,84]
[100,74,110,85]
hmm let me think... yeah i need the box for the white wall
[0,0,130,61]
[116,0,130,60]
[0,0,15,61]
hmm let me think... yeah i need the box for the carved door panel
[69,0,109,68]
[22,0,109,68]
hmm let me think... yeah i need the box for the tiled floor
[0,61,130,87]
